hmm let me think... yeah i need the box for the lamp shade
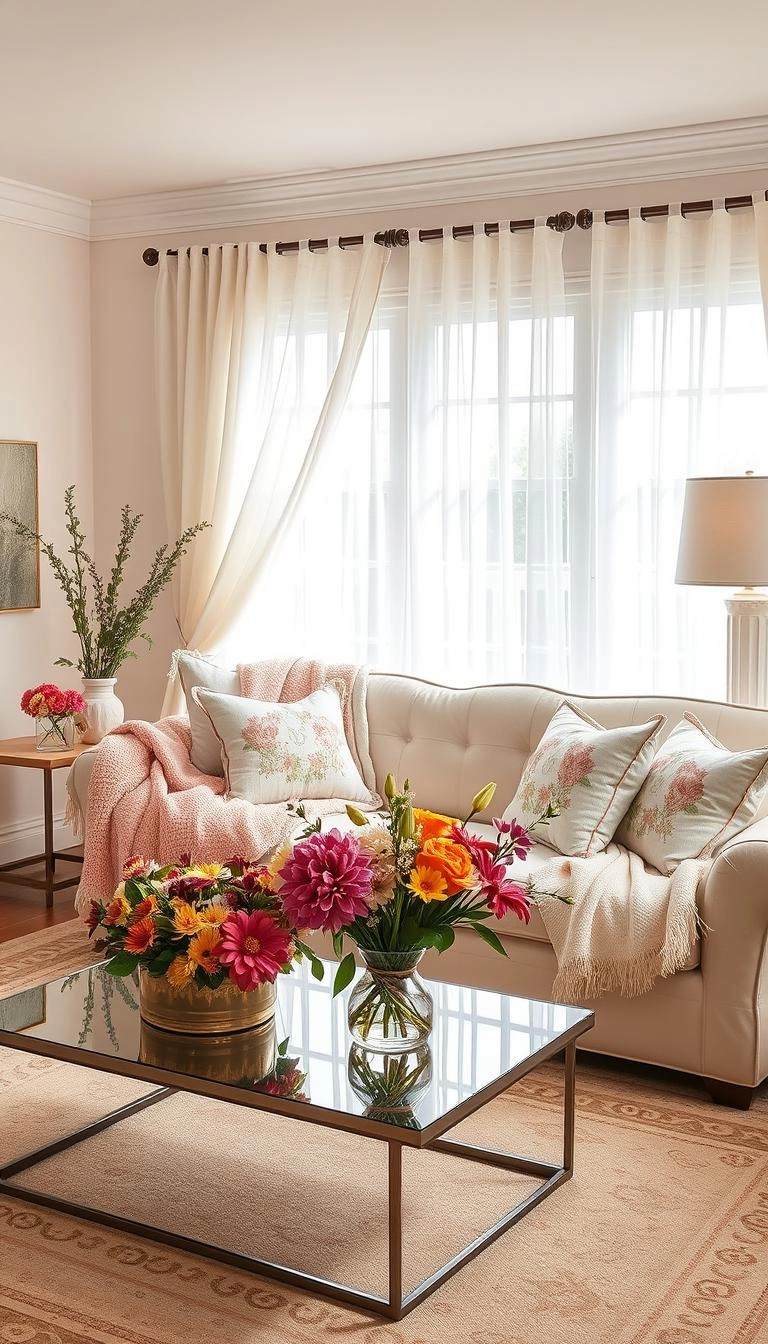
[676,475,768,586]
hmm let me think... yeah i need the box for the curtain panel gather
[155,239,389,713]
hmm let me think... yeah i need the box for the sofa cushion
[616,713,768,875]
[176,650,239,775]
[503,701,664,858]
[193,685,374,806]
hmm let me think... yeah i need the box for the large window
[226,257,768,699]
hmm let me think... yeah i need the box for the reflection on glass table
[17,957,590,1133]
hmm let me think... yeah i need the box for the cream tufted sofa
[68,672,768,1108]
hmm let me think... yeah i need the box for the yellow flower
[103,885,131,927]
[189,862,226,879]
[267,839,292,888]
[188,925,222,975]
[166,955,195,989]
[408,864,449,903]
[171,899,206,935]
[199,902,230,926]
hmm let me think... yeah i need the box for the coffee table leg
[563,1039,576,1173]
[388,1140,403,1318]
[43,770,54,908]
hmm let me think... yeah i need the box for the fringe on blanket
[64,779,84,839]
[550,899,702,1002]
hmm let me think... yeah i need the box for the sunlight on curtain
[587,205,768,697]
[156,239,388,708]
[228,206,768,698]
[233,225,573,685]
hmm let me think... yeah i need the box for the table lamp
[676,472,768,705]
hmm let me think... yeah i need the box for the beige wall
[91,168,768,720]
[0,220,92,858]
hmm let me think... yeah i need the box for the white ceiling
[2,0,768,201]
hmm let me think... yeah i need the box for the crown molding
[90,116,768,241]
[0,174,91,239]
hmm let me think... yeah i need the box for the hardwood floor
[0,847,82,944]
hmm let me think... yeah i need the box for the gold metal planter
[138,969,276,1034]
[140,1017,277,1086]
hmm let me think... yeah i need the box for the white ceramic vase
[81,678,124,744]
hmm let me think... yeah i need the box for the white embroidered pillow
[615,713,768,875]
[193,685,373,806]
[503,701,665,858]
[175,650,240,776]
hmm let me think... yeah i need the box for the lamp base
[725,589,768,706]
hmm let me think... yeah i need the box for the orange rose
[413,808,459,842]
[417,836,474,895]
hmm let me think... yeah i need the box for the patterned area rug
[0,921,767,1344]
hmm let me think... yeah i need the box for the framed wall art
[0,440,40,612]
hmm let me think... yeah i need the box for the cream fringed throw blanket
[533,844,710,1002]
[72,657,378,916]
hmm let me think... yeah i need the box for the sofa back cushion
[365,674,768,823]
[176,651,239,776]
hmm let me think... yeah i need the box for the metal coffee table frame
[0,1012,592,1322]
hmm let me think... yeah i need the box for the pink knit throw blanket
[75,657,378,914]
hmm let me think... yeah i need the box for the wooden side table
[0,737,91,909]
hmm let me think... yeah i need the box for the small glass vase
[347,949,433,1052]
[35,715,76,751]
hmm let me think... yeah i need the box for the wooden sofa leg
[705,1080,757,1110]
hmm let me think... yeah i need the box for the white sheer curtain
[586,201,768,697]
[155,239,389,709]
[404,222,570,684]
[242,223,571,684]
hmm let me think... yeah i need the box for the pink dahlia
[218,909,294,990]
[278,829,374,934]
[475,850,531,924]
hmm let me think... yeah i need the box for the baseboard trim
[0,814,80,868]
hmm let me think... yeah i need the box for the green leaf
[104,951,139,977]
[432,925,455,953]
[277,1037,289,1057]
[473,924,508,957]
[296,938,326,982]
[147,948,175,976]
[333,952,357,997]
[332,930,344,958]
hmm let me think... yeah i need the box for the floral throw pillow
[615,714,768,874]
[503,701,665,858]
[193,685,374,806]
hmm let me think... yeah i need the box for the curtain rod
[141,192,766,266]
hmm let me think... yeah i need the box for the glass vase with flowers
[273,777,565,1051]
[21,683,87,751]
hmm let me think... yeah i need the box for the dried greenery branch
[0,485,209,677]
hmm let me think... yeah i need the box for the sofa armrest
[698,817,768,1086]
[66,748,99,842]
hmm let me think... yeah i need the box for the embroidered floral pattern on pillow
[519,735,595,818]
[625,752,707,841]
[242,707,344,789]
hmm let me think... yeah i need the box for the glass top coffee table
[0,959,593,1321]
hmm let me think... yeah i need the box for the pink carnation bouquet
[21,682,87,748]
